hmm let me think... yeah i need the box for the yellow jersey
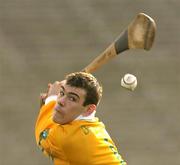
[35,101,127,165]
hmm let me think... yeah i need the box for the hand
[39,80,65,108]
[47,81,64,97]
[40,93,47,108]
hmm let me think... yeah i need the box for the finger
[54,81,61,86]
[59,80,66,86]
[41,93,47,99]
[48,83,52,88]
[44,93,48,99]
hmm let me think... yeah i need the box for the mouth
[54,103,61,111]
[52,102,67,125]
[53,103,63,117]
[53,103,64,121]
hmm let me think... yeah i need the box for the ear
[83,104,96,117]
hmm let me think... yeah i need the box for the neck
[75,111,96,121]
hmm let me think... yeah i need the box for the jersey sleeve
[35,101,69,163]
[38,125,68,162]
[35,101,56,144]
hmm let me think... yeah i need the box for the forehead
[62,82,87,99]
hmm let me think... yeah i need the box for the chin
[52,115,61,124]
[52,111,75,125]
[52,114,67,125]
[52,116,59,123]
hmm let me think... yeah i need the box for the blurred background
[0,0,180,165]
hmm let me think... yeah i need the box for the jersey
[35,101,127,165]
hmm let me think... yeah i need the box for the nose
[57,95,66,107]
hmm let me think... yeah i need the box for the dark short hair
[65,72,103,106]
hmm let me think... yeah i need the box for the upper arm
[37,124,68,161]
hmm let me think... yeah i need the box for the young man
[35,72,127,165]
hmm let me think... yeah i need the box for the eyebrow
[61,85,80,99]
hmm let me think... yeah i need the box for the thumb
[40,93,47,100]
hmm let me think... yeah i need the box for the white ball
[121,73,137,91]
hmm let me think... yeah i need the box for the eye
[69,96,77,102]
[59,90,64,97]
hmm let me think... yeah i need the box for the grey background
[0,0,180,165]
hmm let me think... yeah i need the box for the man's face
[52,81,88,124]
